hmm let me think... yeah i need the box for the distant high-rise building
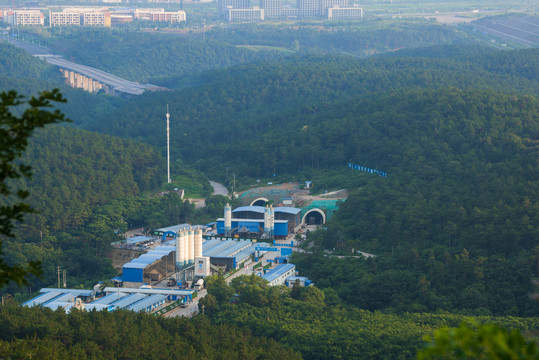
[327,5,362,20]
[6,10,44,26]
[81,12,111,27]
[226,6,264,22]
[219,0,250,18]
[297,0,318,18]
[319,0,347,16]
[260,0,281,19]
[50,11,81,26]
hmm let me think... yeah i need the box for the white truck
[193,279,204,291]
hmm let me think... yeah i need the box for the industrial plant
[23,198,325,315]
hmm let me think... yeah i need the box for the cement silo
[224,203,232,236]
[176,230,186,268]
[188,228,194,264]
[194,228,203,258]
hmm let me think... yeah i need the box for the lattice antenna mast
[166,105,171,184]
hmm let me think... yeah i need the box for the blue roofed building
[260,263,296,286]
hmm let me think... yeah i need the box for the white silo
[177,230,186,268]
[182,229,189,267]
[224,203,232,236]
[188,228,195,264]
[175,231,182,269]
[194,228,203,258]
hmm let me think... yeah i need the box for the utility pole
[57,266,61,288]
[233,173,235,193]
[62,269,67,288]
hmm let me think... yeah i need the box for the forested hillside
[0,305,300,359]
[20,125,164,231]
[199,274,539,360]
[86,47,539,176]
[41,28,287,83]
[0,41,122,127]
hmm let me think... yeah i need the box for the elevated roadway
[6,38,164,96]
[45,56,162,96]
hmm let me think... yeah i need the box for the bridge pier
[59,68,108,95]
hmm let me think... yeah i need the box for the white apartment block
[319,0,347,16]
[226,7,264,22]
[81,12,111,27]
[327,5,362,20]
[6,10,44,26]
[149,10,186,22]
[260,0,281,19]
[50,12,81,26]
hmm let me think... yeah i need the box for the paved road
[210,181,228,196]
[6,38,162,96]
[45,56,160,95]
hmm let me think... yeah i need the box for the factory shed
[22,289,95,307]
[111,293,148,308]
[261,263,296,286]
[102,287,194,302]
[93,292,128,305]
[127,294,167,313]
[126,235,152,245]
[122,247,175,287]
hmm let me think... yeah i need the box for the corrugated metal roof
[43,293,76,305]
[39,288,94,297]
[92,292,128,305]
[233,206,266,213]
[202,239,221,251]
[262,264,296,283]
[203,240,236,257]
[234,244,258,263]
[127,294,166,312]
[122,262,147,269]
[43,302,74,311]
[102,287,194,296]
[273,207,302,215]
[22,290,64,307]
[212,240,251,258]
[126,236,152,245]
[111,293,147,308]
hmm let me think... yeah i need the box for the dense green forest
[0,41,123,127]
[85,47,539,169]
[23,19,479,86]
[0,304,300,359]
[38,28,287,83]
[198,274,539,359]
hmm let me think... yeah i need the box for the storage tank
[183,229,189,267]
[188,228,194,264]
[194,228,203,258]
[224,203,232,235]
[176,230,185,268]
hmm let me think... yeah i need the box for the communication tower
[166,105,171,184]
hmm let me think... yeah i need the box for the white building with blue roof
[261,263,296,286]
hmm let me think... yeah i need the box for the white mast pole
[166,105,171,184]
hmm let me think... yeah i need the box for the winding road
[210,181,228,196]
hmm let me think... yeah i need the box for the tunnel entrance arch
[301,209,326,225]
[250,197,270,207]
